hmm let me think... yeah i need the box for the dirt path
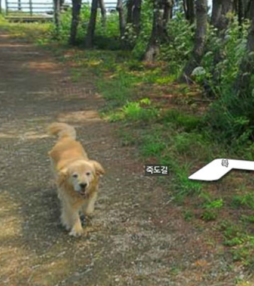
[0,32,241,286]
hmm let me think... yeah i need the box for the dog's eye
[72,173,78,178]
[86,172,91,176]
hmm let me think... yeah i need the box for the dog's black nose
[80,183,87,189]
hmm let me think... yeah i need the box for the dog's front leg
[85,191,98,216]
[60,201,72,231]
[69,210,83,237]
[61,201,83,236]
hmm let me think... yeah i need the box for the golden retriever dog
[48,122,105,237]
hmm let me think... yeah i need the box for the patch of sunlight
[0,193,27,282]
[88,60,103,67]
[28,259,70,285]
[28,61,58,71]
[57,110,102,123]
[0,132,49,140]
[0,43,31,48]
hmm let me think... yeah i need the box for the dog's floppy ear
[90,160,105,176]
[57,168,68,186]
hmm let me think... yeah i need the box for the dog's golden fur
[48,122,105,237]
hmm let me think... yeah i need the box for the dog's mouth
[78,189,88,198]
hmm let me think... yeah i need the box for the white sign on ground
[189,159,254,181]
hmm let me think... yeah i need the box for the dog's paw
[69,227,83,237]
[61,220,71,231]
[85,207,95,216]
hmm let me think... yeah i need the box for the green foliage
[231,194,254,210]
[0,16,53,43]
[95,12,121,50]
[199,197,223,221]
[241,215,254,224]
[140,133,166,157]
[97,71,138,108]
[159,109,203,132]
[195,18,254,145]
[173,165,202,201]
[107,98,158,122]
[183,210,194,221]
[201,211,218,221]
[131,0,153,58]
[122,99,158,121]
[203,198,224,210]
[159,12,194,76]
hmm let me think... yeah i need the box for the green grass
[0,15,53,44]
[231,193,254,210]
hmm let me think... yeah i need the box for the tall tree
[236,0,254,94]
[164,0,174,23]
[243,0,254,19]
[84,0,98,48]
[98,0,107,28]
[237,0,243,27]
[183,0,195,23]
[144,0,173,61]
[218,0,233,30]
[212,0,234,31]
[69,0,82,45]
[117,0,126,38]
[180,0,208,82]
[211,0,222,27]
[54,0,61,37]
[126,0,134,24]
[133,0,142,35]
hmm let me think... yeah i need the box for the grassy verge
[0,14,53,44]
[2,20,254,275]
[53,49,254,274]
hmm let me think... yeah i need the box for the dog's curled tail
[48,122,76,140]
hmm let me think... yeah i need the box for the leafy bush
[159,12,194,76]
[122,99,158,121]
[194,18,254,145]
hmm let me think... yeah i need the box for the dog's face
[59,160,104,196]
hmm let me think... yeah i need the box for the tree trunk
[236,0,254,94]
[243,0,254,19]
[69,0,82,45]
[54,0,61,37]
[217,0,233,30]
[126,0,134,24]
[117,0,126,38]
[144,0,171,61]
[247,4,254,51]
[164,0,174,23]
[237,0,243,27]
[84,0,98,49]
[133,0,142,35]
[211,0,222,27]
[184,0,195,23]
[98,0,107,28]
[180,0,208,83]
[243,0,250,18]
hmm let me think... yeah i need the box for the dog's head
[58,160,105,197]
